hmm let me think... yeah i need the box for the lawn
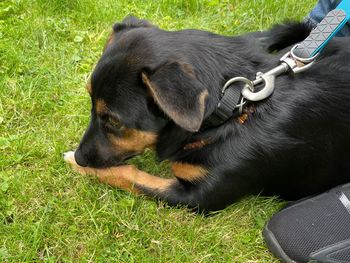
[0,0,316,262]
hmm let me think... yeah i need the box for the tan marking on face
[87,81,92,95]
[171,162,207,182]
[96,99,108,115]
[103,30,115,52]
[109,128,157,153]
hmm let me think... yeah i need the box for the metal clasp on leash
[237,44,319,102]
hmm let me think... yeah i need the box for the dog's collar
[200,81,243,130]
[201,1,350,131]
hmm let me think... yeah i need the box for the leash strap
[294,0,350,58]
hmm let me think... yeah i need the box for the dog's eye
[108,116,120,127]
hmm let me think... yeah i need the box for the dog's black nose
[74,149,88,167]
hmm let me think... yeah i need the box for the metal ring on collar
[222,77,254,95]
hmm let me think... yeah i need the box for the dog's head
[74,16,209,168]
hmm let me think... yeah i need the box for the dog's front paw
[63,150,96,175]
[63,150,76,165]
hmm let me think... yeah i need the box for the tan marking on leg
[96,98,108,115]
[171,162,207,182]
[103,30,115,52]
[109,128,157,152]
[68,161,174,194]
[97,166,174,193]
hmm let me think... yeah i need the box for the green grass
[1,0,316,262]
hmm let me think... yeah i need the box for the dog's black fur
[72,16,350,211]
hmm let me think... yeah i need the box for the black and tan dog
[64,16,350,211]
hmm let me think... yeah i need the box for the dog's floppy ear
[142,61,208,132]
[104,16,154,52]
[113,15,154,36]
[118,15,154,29]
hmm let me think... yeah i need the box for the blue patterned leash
[294,0,350,58]
[202,0,350,130]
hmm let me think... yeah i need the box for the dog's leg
[64,151,216,210]
[84,165,175,195]
[64,151,176,194]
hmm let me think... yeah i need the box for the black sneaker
[263,183,350,263]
